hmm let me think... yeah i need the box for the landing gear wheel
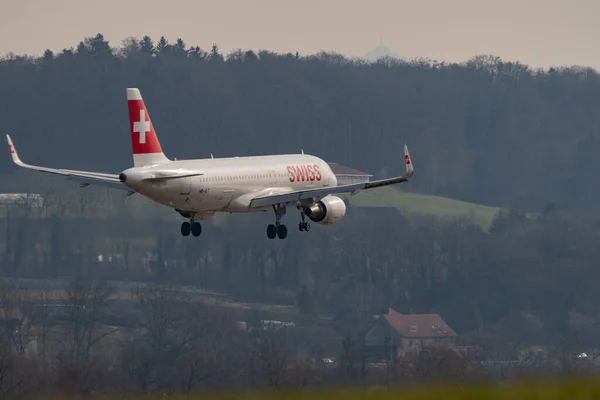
[191,222,202,237]
[298,222,310,232]
[181,222,191,236]
[277,224,288,239]
[267,224,277,239]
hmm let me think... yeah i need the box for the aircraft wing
[6,134,126,191]
[249,144,415,208]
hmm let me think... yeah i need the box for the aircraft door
[180,177,191,196]
[171,176,193,209]
[269,170,278,185]
[318,163,330,187]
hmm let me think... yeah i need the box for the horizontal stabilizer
[143,172,203,182]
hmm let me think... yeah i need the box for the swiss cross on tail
[127,89,162,155]
[403,144,414,176]
[133,110,150,144]
[5,134,21,165]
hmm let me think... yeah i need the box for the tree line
[3,196,600,357]
[2,33,600,212]
[0,274,593,398]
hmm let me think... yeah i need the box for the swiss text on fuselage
[286,164,322,183]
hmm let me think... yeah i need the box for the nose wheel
[181,221,202,237]
[298,209,310,232]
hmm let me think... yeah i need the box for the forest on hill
[2,33,600,212]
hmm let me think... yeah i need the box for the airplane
[5,88,415,239]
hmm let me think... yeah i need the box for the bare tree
[404,345,467,383]
[178,339,221,394]
[62,277,116,362]
[0,349,23,399]
[133,285,241,392]
[0,280,37,357]
[254,334,289,389]
[132,284,197,392]
[33,290,52,388]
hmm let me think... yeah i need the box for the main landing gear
[177,210,202,237]
[181,221,202,237]
[267,204,287,239]
[266,205,311,239]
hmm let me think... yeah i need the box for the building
[327,163,373,185]
[365,308,457,360]
[0,193,44,208]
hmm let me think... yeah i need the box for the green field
[342,186,502,230]
[63,379,600,399]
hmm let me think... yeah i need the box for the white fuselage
[120,153,338,215]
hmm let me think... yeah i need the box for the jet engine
[303,195,347,225]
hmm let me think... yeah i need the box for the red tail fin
[127,88,169,167]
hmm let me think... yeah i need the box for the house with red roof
[365,308,457,359]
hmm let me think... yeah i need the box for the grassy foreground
[63,379,600,400]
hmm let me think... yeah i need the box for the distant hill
[363,45,403,62]
[5,33,600,212]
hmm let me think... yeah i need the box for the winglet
[404,144,414,177]
[6,134,23,166]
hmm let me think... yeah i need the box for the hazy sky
[1,0,599,69]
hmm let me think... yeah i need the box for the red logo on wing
[405,154,411,165]
[8,144,14,154]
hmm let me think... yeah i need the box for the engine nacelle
[304,195,347,225]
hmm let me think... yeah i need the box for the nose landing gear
[298,209,310,232]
